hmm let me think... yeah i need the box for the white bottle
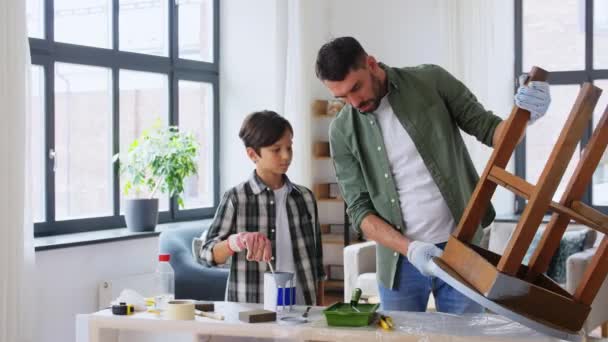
[155,253,175,310]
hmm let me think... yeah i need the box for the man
[315,37,550,313]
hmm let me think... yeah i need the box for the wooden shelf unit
[313,141,330,159]
[311,99,349,294]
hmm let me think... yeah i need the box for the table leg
[88,320,100,342]
[88,321,119,342]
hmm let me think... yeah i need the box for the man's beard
[359,73,384,112]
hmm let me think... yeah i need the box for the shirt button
[271,229,275,233]
[396,225,401,229]
[384,173,388,178]
[271,256,275,260]
[377,146,382,151]
[394,252,398,257]
[391,198,395,203]
[270,200,274,205]
[370,120,374,125]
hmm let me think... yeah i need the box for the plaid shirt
[193,172,325,305]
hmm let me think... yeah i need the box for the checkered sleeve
[198,190,237,266]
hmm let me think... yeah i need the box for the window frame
[514,0,608,215]
[31,0,220,237]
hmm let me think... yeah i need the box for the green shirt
[329,63,502,289]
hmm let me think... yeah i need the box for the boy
[194,110,325,305]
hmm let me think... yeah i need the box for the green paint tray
[322,302,380,327]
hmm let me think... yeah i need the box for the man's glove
[406,240,443,276]
[514,74,551,125]
[227,232,272,262]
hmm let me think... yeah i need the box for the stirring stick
[267,261,276,276]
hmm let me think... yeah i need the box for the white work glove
[514,74,551,125]
[227,232,272,262]
[406,240,443,276]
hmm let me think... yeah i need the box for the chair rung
[486,167,532,199]
[571,201,608,232]
[488,166,608,234]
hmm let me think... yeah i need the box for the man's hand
[227,232,272,262]
[515,74,551,125]
[406,240,443,276]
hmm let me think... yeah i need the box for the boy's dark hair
[239,110,293,155]
[315,36,367,81]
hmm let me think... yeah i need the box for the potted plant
[114,121,199,232]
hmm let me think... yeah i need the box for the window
[54,0,112,48]
[178,79,214,210]
[31,66,46,222]
[26,0,45,39]
[54,63,114,220]
[119,0,169,56]
[592,80,608,206]
[515,0,608,215]
[119,69,170,213]
[29,0,219,236]
[177,0,214,62]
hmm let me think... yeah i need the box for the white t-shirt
[372,95,455,243]
[274,184,306,304]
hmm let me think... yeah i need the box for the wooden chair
[435,66,608,336]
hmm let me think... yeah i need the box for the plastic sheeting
[304,310,565,341]
[77,303,567,342]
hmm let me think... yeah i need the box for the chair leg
[497,83,601,275]
[602,321,608,338]
[527,105,608,281]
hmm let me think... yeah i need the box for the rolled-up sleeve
[433,64,503,147]
[196,191,236,266]
[329,120,377,234]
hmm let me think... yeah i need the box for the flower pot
[124,198,159,232]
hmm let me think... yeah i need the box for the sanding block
[238,309,276,323]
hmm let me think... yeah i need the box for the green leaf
[116,121,200,199]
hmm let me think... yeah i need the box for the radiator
[98,272,157,310]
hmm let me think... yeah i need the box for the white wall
[35,237,159,342]
[219,0,284,191]
[328,0,446,67]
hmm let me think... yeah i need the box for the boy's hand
[228,232,272,262]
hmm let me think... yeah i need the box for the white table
[76,301,566,342]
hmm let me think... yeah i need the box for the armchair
[158,225,228,301]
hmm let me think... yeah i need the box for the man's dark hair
[239,110,293,155]
[315,36,367,81]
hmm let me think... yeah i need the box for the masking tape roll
[166,300,195,320]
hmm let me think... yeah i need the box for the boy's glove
[406,240,443,276]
